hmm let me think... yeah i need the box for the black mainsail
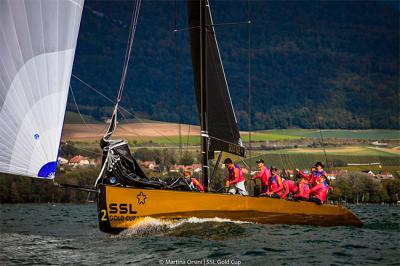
[188,0,245,159]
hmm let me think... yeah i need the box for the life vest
[311,170,326,186]
[267,175,283,194]
[268,175,278,186]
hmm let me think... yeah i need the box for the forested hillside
[69,0,399,129]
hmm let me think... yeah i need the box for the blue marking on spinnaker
[38,161,57,178]
[34,133,40,140]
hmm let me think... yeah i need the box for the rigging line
[247,0,252,172]
[173,21,251,33]
[186,124,191,149]
[317,117,329,169]
[116,0,141,104]
[72,74,117,105]
[71,74,178,145]
[207,21,251,28]
[174,0,182,163]
[69,84,91,130]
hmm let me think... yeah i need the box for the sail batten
[0,0,84,178]
[188,0,245,157]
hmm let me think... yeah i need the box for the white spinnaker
[0,0,84,178]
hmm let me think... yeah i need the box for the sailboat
[0,0,362,234]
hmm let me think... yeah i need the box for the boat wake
[114,217,250,239]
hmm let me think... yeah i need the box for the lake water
[0,204,399,265]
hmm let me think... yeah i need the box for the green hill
[69,0,399,130]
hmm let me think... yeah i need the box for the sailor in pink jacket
[262,167,283,198]
[224,158,248,196]
[308,175,330,204]
[292,175,310,200]
[280,179,298,199]
[251,159,271,193]
[297,162,327,187]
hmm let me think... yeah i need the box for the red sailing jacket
[191,178,204,192]
[293,179,310,199]
[310,170,327,187]
[227,164,245,185]
[298,170,327,187]
[280,180,298,199]
[309,181,329,203]
[252,166,271,186]
[267,175,283,194]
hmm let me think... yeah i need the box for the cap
[256,159,264,164]
[223,158,233,164]
[315,162,324,168]
[270,166,278,171]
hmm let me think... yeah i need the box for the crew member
[280,179,298,199]
[292,173,310,201]
[184,170,204,192]
[224,158,248,196]
[251,159,271,193]
[296,166,316,181]
[310,162,327,187]
[262,167,283,198]
[308,175,330,204]
[297,163,326,187]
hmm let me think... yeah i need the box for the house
[169,164,186,172]
[140,160,157,170]
[326,173,337,180]
[169,164,202,173]
[371,141,388,147]
[375,171,394,180]
[362,170,376,177]
[69,155,89,166]
[185,164,202,173]
[89,159,101,166]
[58,157,68,165]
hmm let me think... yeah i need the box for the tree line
[1,168,399,204]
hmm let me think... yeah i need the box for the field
[62,121,399,143]
[61,121,400,171]
[255,129,400,140]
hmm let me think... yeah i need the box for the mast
[199,0,209,191]
[188,0,246,189]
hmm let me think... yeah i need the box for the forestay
[0,0,84,178]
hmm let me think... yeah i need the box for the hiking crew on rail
[223,158,331,204]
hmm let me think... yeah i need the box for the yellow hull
[97,184,362,233]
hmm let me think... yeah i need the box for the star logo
[137,192,147,205]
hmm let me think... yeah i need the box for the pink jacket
[309,181,329,203]
[267,175,283,194]
[280,180,298,199]
[227,165,245,185]
[252,167,271,186]
[293,179,310,199]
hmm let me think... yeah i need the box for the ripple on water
[242,250,266,256]
[207,251,232,258]
[342,244,368,250]
[332,251,353,257]
[263,247,283,252]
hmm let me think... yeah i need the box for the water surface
[1,204,399,265]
